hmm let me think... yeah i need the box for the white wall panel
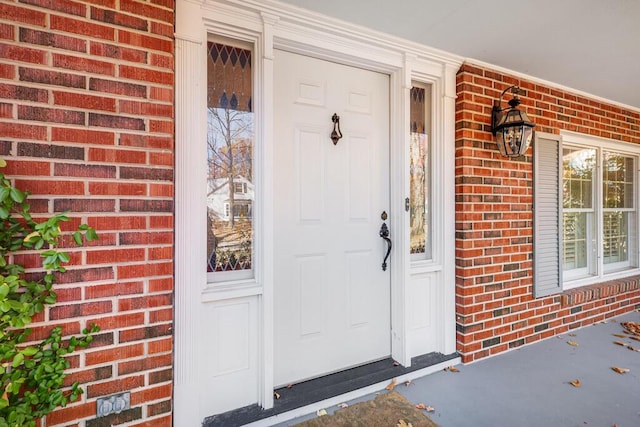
[407,272,439,356]
[200,297,259,416]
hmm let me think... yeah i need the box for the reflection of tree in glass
[207,107,253,229]
[562,148,595,209]
[603,153,632,209]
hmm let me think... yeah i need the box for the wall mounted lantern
[491,85,535,157]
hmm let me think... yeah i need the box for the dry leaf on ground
[337,403,348,409]
[622,321,640,335]
[613,334,627,338]
[567,340,579,347]
[316,409,327,417]
[569,333,577,336]
[404,380,412,386]
[613,341,626,346]
[611,366,630,374]
[569,379,582,387]
[385,378,397,391]
[446,366,460,372]
[397,420,412,427]
[393,361,401,366]
[273,391,280,399]
[416,403,435,412]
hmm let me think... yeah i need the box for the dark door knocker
[330,113,342,145]
[379,211,392,271]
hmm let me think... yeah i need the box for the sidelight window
[409,83,432,260]
[206,41,254,278]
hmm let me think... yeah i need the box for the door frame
[175,0,461,423]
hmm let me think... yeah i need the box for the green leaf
[72,231,82,246]
[0,284,9,299]
[87,228,98,241]
[0,207,8,219]
[11,352,24,367]
[9,187,25,203]
[21,347,38,356]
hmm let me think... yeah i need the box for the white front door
[273,50,391,386]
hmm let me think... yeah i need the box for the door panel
[274,50,390,386]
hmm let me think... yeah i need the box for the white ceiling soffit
[276,0,640,111]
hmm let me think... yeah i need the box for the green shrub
[0,159,99,427]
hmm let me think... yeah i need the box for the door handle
[379,221,392,271]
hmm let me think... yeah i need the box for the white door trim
[175,0,462,423]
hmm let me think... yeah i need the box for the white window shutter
[533,132,563,297]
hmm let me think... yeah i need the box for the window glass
[206,41,254,275]
[409,84,431,260]
[562,147,595,275]
[602,152,634,266]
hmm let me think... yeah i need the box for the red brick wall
[0,0,174,425]
[455,62,640,363]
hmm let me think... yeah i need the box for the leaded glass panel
[206,41,254,274]
[409,84,431,259]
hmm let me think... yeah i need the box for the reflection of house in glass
[208,175,254,221]
[207,174,254,272]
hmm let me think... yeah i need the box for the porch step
[203,351,459,426]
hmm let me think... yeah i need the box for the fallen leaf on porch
[415,403,434,412]
[569,379,582,387]
[397,420,412,427]
[385,378,397,390]
[611,366,630,374]
[613,334,627,338]
[316,409,327,417]
[613,341,626,346]
[337,403,348,409]
[286,383,294,389]
[630,336,640,342]
[622,321,640,335]
[404,380,412,386]
[273,391,280,400]
[446,366,460,372]
[627,345,636,351]
[567,340,579,347]
[569,333,577,336]
[393,361,401,366]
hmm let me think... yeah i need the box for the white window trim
[561,131,640,289]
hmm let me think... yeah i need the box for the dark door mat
[294,392,439,427]
[203,352,457,426]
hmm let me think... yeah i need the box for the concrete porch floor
[265,311,640,427]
